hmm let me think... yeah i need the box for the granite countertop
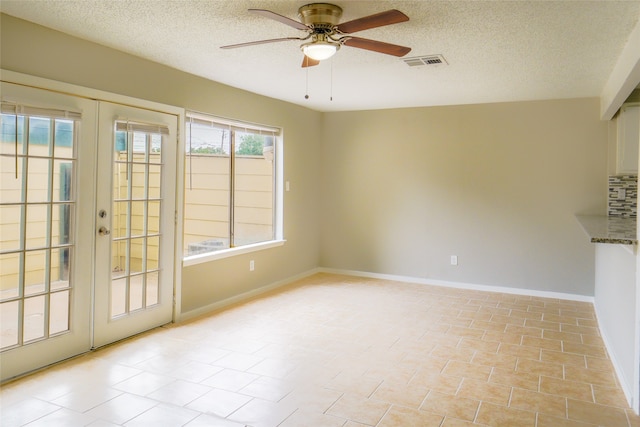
[575,215,637,245]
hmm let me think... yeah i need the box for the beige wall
[320,100,607,295]
[1,14,322,313]
[1,13,609,311]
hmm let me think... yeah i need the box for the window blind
[187,111,280,136]
[1,102,82,121]
[115,121,169,135]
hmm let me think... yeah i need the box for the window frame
[182,111,284,266]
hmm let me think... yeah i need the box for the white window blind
[187,112,280,136]
[1,102,82,121]
[115,121,169,135]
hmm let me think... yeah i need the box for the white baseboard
[179,267,595,323]
[178,267,594,324]
[177,268,321,322]
[318,268,595,303]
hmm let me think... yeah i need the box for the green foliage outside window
[191,146,227,155]
[236,134,265,156]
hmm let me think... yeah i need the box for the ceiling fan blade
[342,37,411,57]
[221,37,302,49]
[249,9,309,31]
[301,56,320,68]
[336,9,409,34]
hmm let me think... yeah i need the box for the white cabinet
[616,104,640,174]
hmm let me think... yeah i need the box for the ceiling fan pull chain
[305,65,310,99]
[330,58,334,101]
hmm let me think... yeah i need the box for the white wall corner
[594,301,636,411]
[601,17,640,120]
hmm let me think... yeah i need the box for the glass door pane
[110,129,162,318]
[0,113,76,350]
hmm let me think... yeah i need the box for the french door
[93,102,176,348]
[0,82,177,381]
[0,83,95,380]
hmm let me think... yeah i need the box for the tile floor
[1,273,639,426]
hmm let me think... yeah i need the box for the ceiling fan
[221,3,411,67]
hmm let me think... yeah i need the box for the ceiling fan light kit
[301,33,341,61]
[301,41,339,61]
[221,2,411,67]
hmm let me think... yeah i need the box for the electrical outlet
[451,255,458,266]
[249,260,255,271]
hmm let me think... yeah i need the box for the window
[183,112,282,261]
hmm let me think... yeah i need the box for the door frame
[0,70,185,379]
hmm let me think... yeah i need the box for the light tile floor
[1,273,639,426]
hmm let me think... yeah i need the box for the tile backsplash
[608,175,637,217]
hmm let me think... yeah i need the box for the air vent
[402,54,448,67]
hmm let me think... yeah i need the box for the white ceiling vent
[402,54,448,67]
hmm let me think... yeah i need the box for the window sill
[182,239,286,267]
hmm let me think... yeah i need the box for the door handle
[98,226,111,236]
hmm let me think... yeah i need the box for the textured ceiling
[2,1,639,112]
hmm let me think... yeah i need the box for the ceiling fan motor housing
[298,3,343,27]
